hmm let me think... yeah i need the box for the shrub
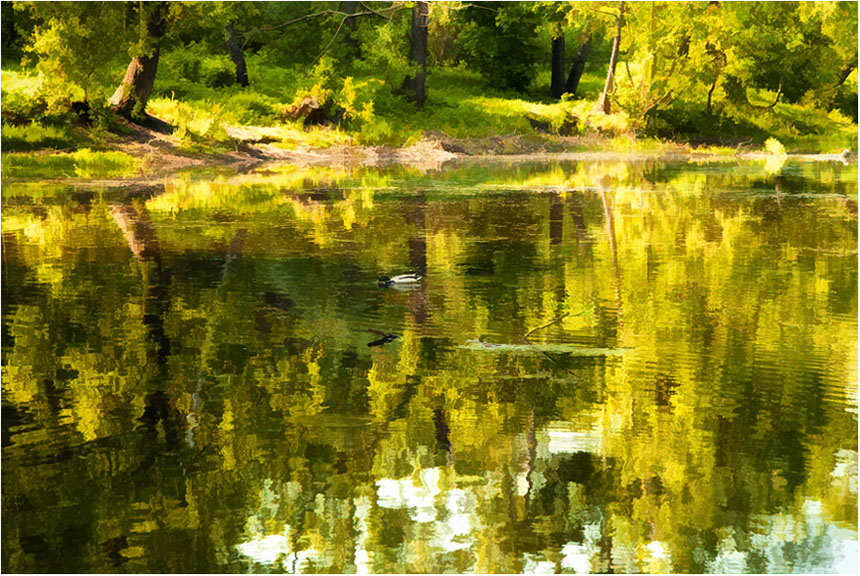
[764,137,786,155]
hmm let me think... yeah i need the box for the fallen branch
[524,312,571,341]
[521,311,586,377]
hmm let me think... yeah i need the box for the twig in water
[522,311,584,377]
[523,312,571,341]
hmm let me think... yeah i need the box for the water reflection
[2,158,857,573]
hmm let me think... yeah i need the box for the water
[2,158,857,573]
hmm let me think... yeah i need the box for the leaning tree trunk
[837,63,856,86]
[551,35,566,99]
[404,1,429,109]
[597,2,624,114]
[565,35,591,96]
[109,1,169,119]
[225,24,249,87]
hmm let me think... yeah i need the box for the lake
[2,157,857,573]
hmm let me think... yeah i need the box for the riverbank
[4,58,858,180]
[1,118,855,182]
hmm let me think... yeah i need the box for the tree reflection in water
[2,159,857,573]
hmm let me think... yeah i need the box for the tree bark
[225,24,249,87]
[342,1,361,56]
[551,35,565,99]
[564,36,591,96]
[109,1,169,119]
[597,2,624,114]
[707,77,717,112]
[837,64,856,87]
[404,1,429,109]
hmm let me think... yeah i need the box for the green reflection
[2,159,857,573]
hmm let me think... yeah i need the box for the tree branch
[313,14,350,64]
[359,1,394,20]
[524,312,571,341]
[239,9,378,49]
[311,3,410,64]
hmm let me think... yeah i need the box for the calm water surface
[2,158,857,573]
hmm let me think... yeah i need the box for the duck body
[378,273,422,287]
[367,328,399,347]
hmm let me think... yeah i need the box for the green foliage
[147,95,235,153]
[163,43,236,88]
[15,1,128,107]
[763,137,786,155]
[0,68,48,122]
[457,2,544,92]
[1,0,34,64]
[0,0,856,154]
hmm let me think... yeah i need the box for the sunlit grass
[1,121,79,151]
[1,148,141,179]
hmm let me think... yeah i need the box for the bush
[763,137,786,155]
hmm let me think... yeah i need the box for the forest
[1,0,858,168]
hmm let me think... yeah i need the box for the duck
[367,329,399,347]
[378,273,423,287]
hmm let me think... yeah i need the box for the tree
[565,35,591,96]
[109,1,169,120]
[224,24,248,87]
[458,1,544,92]
[15,1,127,107]
[551,33,565,99]
[404,1,429,109]
[597,1,624,114]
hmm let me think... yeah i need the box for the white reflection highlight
[375,467,477,555]
[376,467,441,523]
[237,532,290,565]
[540,421,603,455]
[236,525,320,572]
[561,542,590,573]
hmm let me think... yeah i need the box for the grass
[1,121,80,151]
[1,54,856,166]
[1,148,141,179]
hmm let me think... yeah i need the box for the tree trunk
[597,2,624,114]
[707,76,718,112]
[551,35,565,99]
[342,1,361,56]
[109,1,169,119]
[837,64,856,86]
[404,1,429,109]
[564,36,591,96]
[223,25,249,87]
[225,24,249,87]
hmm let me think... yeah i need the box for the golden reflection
[1,159,856,573]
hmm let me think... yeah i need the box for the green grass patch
[1,121,79,151]
[1,148,140,179]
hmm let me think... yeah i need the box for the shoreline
[1,121,855,182]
